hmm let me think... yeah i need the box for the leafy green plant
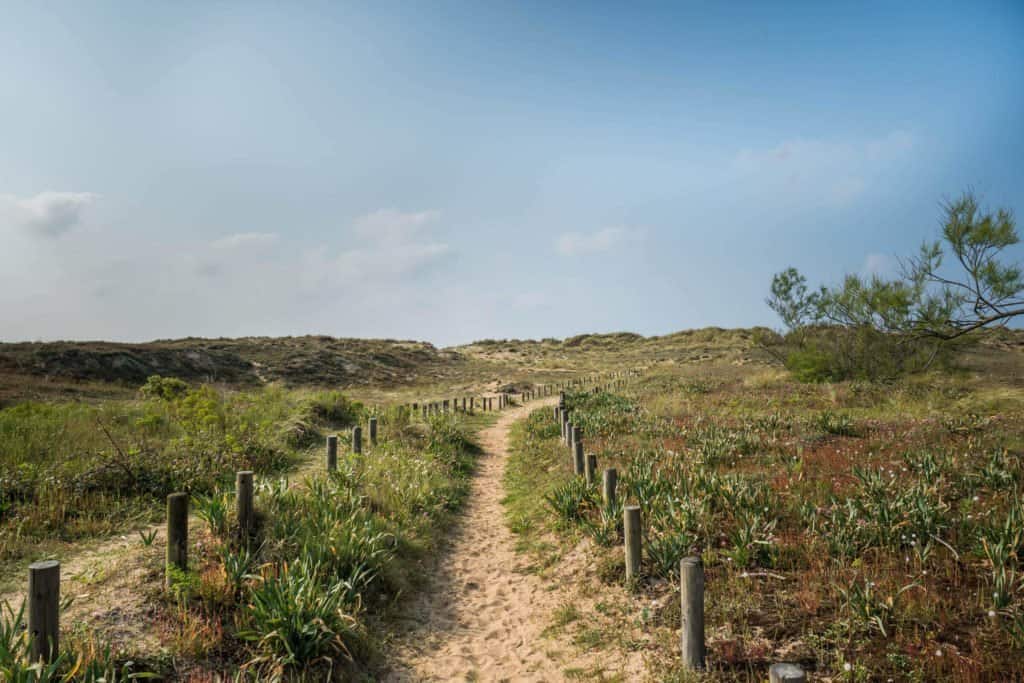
[545,478,594,525]
[138,528,158,547]
[815,410,859,437]
[194,491,232,539]
[838,579,918,638]
[239,560,362,675]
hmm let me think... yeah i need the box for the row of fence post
[15,368,655,668]
[553,378,806,679]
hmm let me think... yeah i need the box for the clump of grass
[814,409,859,437]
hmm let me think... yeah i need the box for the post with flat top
[28,560,60,664]
[603,468,617,507]
[680,556,706,670]
[352,426,362,454]
[236,470,254,541]
[624,505,642,581]
[326,434,338,471]
[166,492,188,586]
[585,453,597,485]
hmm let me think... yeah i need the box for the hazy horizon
[2,2,1022,346]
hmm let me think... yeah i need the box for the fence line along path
[386,396,591,682]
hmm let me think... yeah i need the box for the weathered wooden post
[571,425,582,449]
[421,405,428,420]
[585,453,597,485]
[369,417,378,446]
[602,468,617,507]
[352,425,363,454]
[443,399,449,413]
[237,470,254,540]
[680,556,705,670]
[28,560,60,663]
[552,405,559,419]
[326,434,338,471]
[769,664,806,683]
[461,397,467,412]
[574,439,585,475]
[624,505,641,580]
[166,492,188,585]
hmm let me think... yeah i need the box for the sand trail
[385,399,585,682]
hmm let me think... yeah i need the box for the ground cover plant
[0,371,486,679]
[0,377,363,572]
[156,409,483,679]
[506,359,1024,681]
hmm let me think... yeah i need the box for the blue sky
[1,1,1022,345]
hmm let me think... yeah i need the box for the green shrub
[239,559,363,674]
[139,374,189,401]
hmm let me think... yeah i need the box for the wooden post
[421,405,427,420]
[443,399,449,413]
[552,405,559,419]
[571,425,582,449]
[603,468,617,507]
[352,426,362,454]
[585,453,597,486]
[680,556,705,670]
[28,560,60,663]
[326,434,338,471]
[574,440,585,475]
[462,397,467,412]
[166,492,188,585]
[624,505,641,580]
[369,417,378,446]
[237,471,254,540]
[769,664,807,683]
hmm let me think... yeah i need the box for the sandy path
[385,399,584,682]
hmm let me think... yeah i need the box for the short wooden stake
[166,492,188,585]
[28,560,60,663]
[769,664,807,683]
[326,434,338,471]
[603,468,617,507]
[680,556,705,670]
[236,471,254,540]
[352,426,362,454]
[574,440,585,475]
[585,453,597,485]
[624,505,641,580]
[369,417,378,445]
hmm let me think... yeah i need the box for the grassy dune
[506,352,1024,681]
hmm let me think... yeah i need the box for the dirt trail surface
[386,400,588,682]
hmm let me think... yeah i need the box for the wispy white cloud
[730,130,915,208]
[0,191,98,237]
[861,252,898,278]
[334,208,449,282]
[352,208,441,244]
[555,227,636,256]
[210,232,279,249]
